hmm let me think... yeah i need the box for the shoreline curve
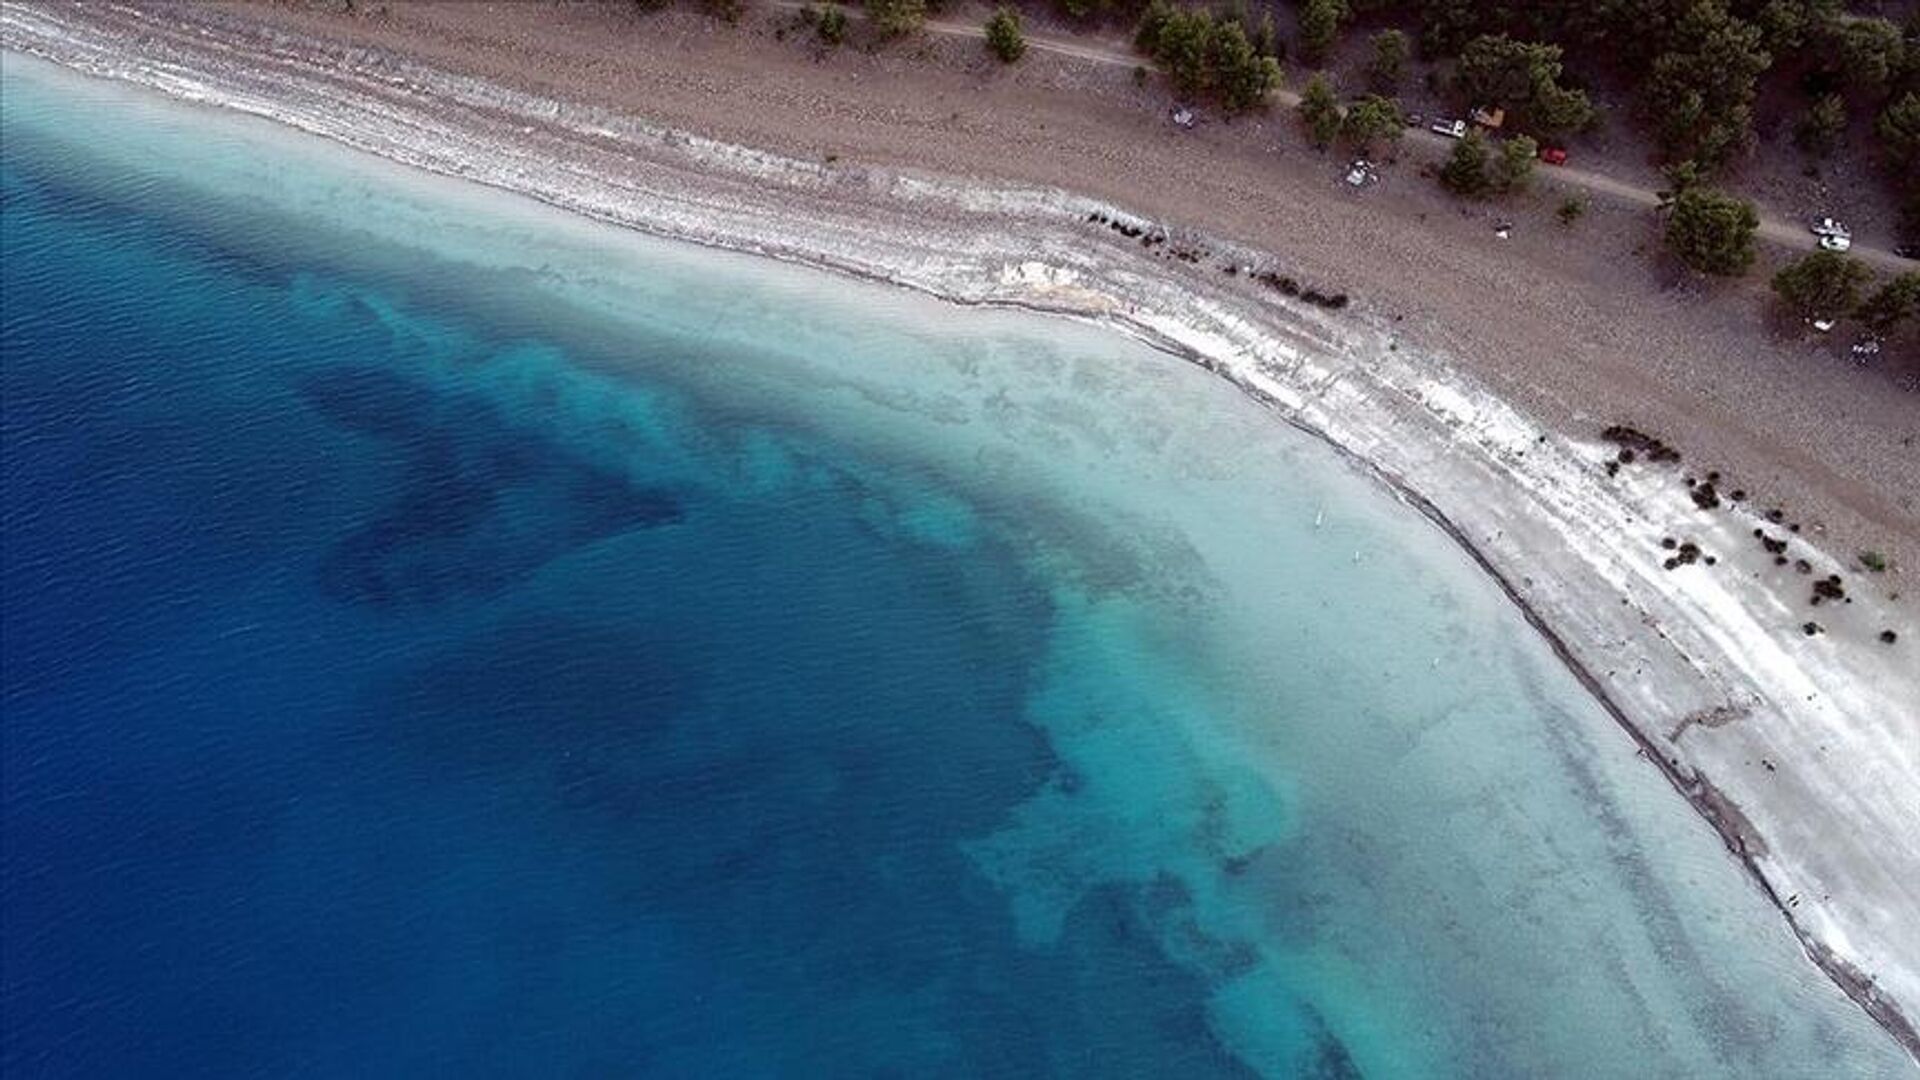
[3,0,1915,1062]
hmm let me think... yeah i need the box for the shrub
[1771,250,1872,319]
[814,3,848,44]
[986,7,1026,62]
[867,0,926,38]
[1664,187,1759,275]
[1860,550,1889,573]
[1557,195,1588,225]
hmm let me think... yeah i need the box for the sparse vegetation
[1556,194,1587,226]
[1860,550,1889,573]
[1770,250,1871,320]
[985,7,1025,63]
[1664,186,1759,276]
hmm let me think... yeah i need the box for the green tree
[1753,0,1841,53]
[1795,93,1846,156]
[1210,22,1283,113]
[1878,92,1920,172]
[866,0,926,38]
[1857,272,1920,332]
[1439,130,1492,195]
[1134,2,1279,112]
[1452,34,1594,134]
[1341,94,1403,152]
[1368,29,1409,93]
[1771,251,1872,319]
[1494,134,1538,191]
[985,7,1026,62]
[1833,17,1904,92]
[1298,0,1349,64]
[1137,2,1212,96]
[1298,73,1344,147]
[1657,159,1704,209]
[1665,186,1759,275]
[1642,2,1771,169]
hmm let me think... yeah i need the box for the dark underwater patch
[304,366,684,609]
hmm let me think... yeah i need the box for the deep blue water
[0,81,1283,1080]
[6,59,1917,1080]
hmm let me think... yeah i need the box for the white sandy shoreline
[4,0,1917,1061]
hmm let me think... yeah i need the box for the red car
[1539,147,1569,166]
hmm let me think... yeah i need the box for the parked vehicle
[1811,317,1836,333]
[1430,118,1468,139]
[1539,146,1568,166]
[1404,111,1424,128]
[1344,160,1376,187]
[1171,106,1196,129]
[1810,217,1851,238]
[1820,234,1852,252]
[1895,245,1917,260]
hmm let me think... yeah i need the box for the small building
[1471,106,1506,131]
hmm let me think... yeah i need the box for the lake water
[1,56,1909,1078]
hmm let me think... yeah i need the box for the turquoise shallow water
[1,56,1911,1078]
